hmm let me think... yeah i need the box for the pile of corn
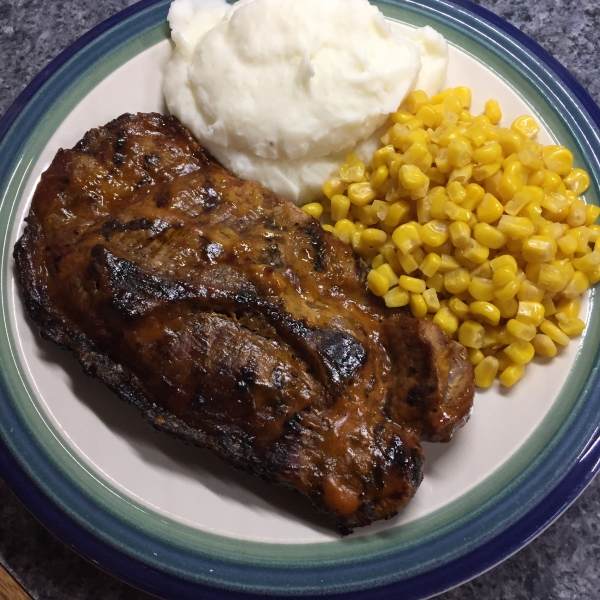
[303,87,597,388]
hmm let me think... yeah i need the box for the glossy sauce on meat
[15,113,474,531]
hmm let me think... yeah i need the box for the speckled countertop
[0,1,599,599]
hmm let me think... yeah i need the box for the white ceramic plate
[0,1,599,598]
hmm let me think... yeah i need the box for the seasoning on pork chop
[14,113,474,531]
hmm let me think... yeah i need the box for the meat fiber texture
[14,113,474,531]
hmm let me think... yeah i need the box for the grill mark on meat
[259,242,284,267]
[301,223,327,272]
[101,218,174,241]
[14,112,474,532]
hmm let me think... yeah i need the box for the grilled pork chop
[14,113,474,531]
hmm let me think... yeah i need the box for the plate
[1,0,600,598]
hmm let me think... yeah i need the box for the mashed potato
[164,0,448,203]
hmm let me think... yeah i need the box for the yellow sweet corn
[318,87,596,388]
[474,356,500,387]
[499,363,525,387]
[383,286,410,308]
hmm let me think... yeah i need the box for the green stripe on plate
[0,0,598,569]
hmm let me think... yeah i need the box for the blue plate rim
[0,0,599,599]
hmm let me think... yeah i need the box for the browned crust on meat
[14,113,474,531]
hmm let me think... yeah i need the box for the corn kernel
[518,147,544,171]
[420,252,442,277]
[585,205,600,227]
[353,204,379,226]
[376,263,399,287]
[586,267,600,285]
[399,275,427,294]
[371,144,396,169]
[383,286,410,308]
[494,297,519,319]
[448,220,471,249]
[348,182,377,206]
[301,202,324,220]
[426,272,445,293]
[393,222,422,255]
[541,297,557,318]
[563,168,590,195]
[555,315,585,337]
[423,288,440,312]
[333,219,356,244]
[489,254,517,273]
[438,254,460,273]
[454,247,477,271]
[371,165,389,188]
[403,90,429,114]
[556,297,580,319]
[469,277,495,301]
[399,251,419,274]
[459,320,485,348]
[323,177,346,199]
[494,279,520,302]
[473,141,503,165]
[567,199,587,228]
[339,153,366,183]
[504,339,535,364]
[466,348,485,366]
[515,301,545,327]
[472,162,501,181]
[497,161,524,202]
[384,201,411,228]
[399,165,427,191]
[516,279,545,302]
[539,320,570,346]
[484,99,502,125]
[562,271,589,298]
[331,194,351,221]
[432,306,458,335]
[462,239,490,264]
[512,115,540,139]
[531,334,557,357]
[474,356,500,387]
[497,215,535,239]
[361,228,387,247]
[470,301,501,325]
[466,124,487,147]
[371,254,386,270]
[448,137,473,168]
[557,234,578,255]
[477,193,504,223]
[416,104,440,128]
[444,268,471,294]
[444,201,472,222]
[506,318,537,341]
[367,269,390,296]
[498,363,524,387]
[473,223,507,250]
[409,293,428,318]
[391,109,415,125]
[573,249,600,272]
[492,265,515,287]
[453,86,472,108]
[420,220,449,247]
[521,235,557,263]
[542,145,574,176]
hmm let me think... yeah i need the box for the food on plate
[14,113,474,531]
[315,87,597,388]
[164,0,448,203]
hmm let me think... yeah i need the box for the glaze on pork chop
[14,113,474,531]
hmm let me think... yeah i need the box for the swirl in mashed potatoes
[164,0,449,203]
